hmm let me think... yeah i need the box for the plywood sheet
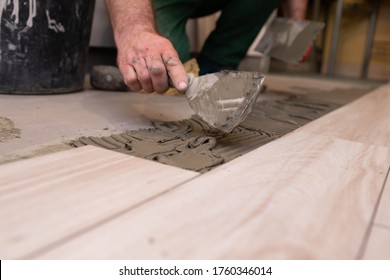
[0,146,198,259]
[38,133,390,259]
[295,84,390,149]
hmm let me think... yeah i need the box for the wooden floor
[0,77,389,259]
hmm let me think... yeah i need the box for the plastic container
[0,0,95,94]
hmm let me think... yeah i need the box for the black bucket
[0,0,95,94]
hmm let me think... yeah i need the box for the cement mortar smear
[71,88,369,173]
[0,117,21,143]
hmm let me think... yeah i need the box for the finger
[145,55,169,94]
[162,53,188,91]
[130,56,154,93]
[119,64,142,92]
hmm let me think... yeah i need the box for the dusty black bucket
[0,0,95,94]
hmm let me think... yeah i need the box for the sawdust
[0,117,21,143]
[70,88,367,173]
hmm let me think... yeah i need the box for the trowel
[91,66,265,133]
[248,13,325,64]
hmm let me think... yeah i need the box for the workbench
[0,74,389,259]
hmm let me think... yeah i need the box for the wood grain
[264,74,378,95]
[294,84,390,149]
[363,226,390,259]
[363,167,390,259]
[1,82,388,260]
[0,145,198,259]
[373,167,390,228]
[38,133,390,259]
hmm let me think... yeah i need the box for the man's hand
[116,30,188,93]
[105,0,188,94]
[117,31,188,93]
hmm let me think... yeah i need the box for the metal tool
[249,16,325,64]
[90,66,265,133]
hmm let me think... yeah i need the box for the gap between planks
[362,164,390,259]
[37,133,390,259]
[35,84,390,259]
[1,83,389,259]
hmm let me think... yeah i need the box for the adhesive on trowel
[90,66,265,133]
[185,71,265,133]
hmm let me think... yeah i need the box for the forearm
[282,0,308,20]
[105,0,157,41]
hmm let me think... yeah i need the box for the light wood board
[38,133,390,259]
[373,167,390,228]
[363,226,390,259]
[363,168,390,259]
[36,84,390,260]
[295,84,390,149]
[0,146,198,259]
[1,82,388,260]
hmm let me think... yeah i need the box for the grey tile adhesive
[0,117,21,143]
[71,88,369,173]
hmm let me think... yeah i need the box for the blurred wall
[321,0,390,80]
[90,0,115,47]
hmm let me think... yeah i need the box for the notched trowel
[249,12,325,64]
[91,66,265,133]
[185,71,265,133]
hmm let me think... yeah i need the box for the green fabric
[153,0,281,68]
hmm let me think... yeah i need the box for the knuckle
[148,65,165,76]
[164,57,181,68]
[145,56,165,76]
[130,56,140,65]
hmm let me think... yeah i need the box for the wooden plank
[264,74,378,95]
[0,145,198,259]
[363,166,390,259]
[38,133,390,259]
[363,225,390,259]
[374,167,390,227]
[294,84,390,149]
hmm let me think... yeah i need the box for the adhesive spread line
[71,88,370,173]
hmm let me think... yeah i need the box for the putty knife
[184,71,264,132]
[91,66,265,133]
[248,14,325,64]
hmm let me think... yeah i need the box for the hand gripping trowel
[90,66,265,133]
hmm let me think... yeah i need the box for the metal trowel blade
[185,71,265,133]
